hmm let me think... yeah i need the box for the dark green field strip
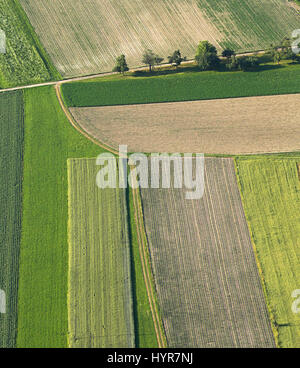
[62,63,300,107]
[0,0,60,88]
[236,158,300,347]
[0,90,24,347]
[17,86,102,348]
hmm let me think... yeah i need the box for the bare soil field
[20,0,222,77]
[70,94,300,154]
[139,158,275,347]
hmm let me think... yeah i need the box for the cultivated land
[16,85,158,348]
[236,158,300,348]
[19,0,299,77]
[70,94,300,154]
[139,158,275,348]
[199,0,300,51]
[68,159,134,348]
[16,86,102,348]
[19,0,222,77]
[62,63,300,107]
[0,0,60,88]
[0,91,24,348]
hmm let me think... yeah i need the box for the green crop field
[68,158,135,348]
[199,0,300,52]
[0,0,60,88]
[0,91,24,348]
[16,86,102,348]
[62,63,300,107]
[236,158,300,348]
[14,85,157,348]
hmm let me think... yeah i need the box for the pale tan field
[20,0,299,77]
[20,0,222,77]
[70,94,300,154]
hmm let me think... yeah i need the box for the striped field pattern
[199,0,300,52]
[19,0,222,77]
[139,158,276,347]
[19,0,299,77]
[0,91,24,347]
[67,158,135,348]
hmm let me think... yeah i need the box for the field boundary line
[130,181,167,348]
[233,158,279,347]
[0,50,267,93]
[135,185,168,347]
[55,84,118,155]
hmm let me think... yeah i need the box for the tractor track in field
[56,83,166,348]
[131,185,167,348]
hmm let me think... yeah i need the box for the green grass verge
[0,0,61,88]
[0,90,24,347]
[68,158,135,348]
[127,187,160,348]
[62,62,300,107]
[16,86,102,348]
[235,157,300,348]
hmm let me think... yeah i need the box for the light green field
[236,158,300,348]
[0,91,24,347]
[16,86,102,348]
[199,0,300,51]
[0,0,60,88]
[67,158,135,348]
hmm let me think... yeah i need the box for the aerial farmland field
[0,0,300,351]
[0,0,60,88]
[0,91,24,348]
[62,62,300,107]
[70,94,300,154]
[199,0,300,51]
[16,86,102,348]
[139,158,276,347]
[19,0,299,77]
[67,158,135,348]
[236,157,300,348]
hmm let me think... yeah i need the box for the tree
[195,41,220,70]
[238,56,260,71]
[113,54,129,75]
[273,50,281,64]
[168,50,186,68]
[142,49,164,72]
[226,54,239,70]
[222,48,235,63]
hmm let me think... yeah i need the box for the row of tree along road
[113,38,300,75]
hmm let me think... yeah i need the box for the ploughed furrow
[139,157,275,347]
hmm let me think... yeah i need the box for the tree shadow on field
[132,64,199,78]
